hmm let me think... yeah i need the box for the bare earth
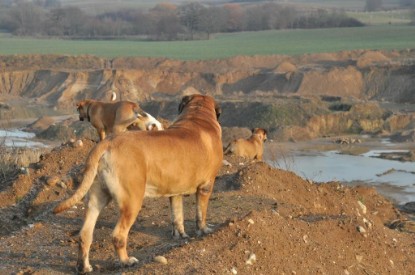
[0,139,414,274]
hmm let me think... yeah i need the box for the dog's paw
[121,256,138,267]
[196,226,213,237]
[76,263,93,274]
[172,229,189,240]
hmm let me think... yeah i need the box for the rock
[20,167,30,175]
[357,225,366,233]
[363,218,372,229]
[245,252,256,265]
[357,201,367,214]
[388,219,415,233]
[45,175,60,187]
[72,139,84,148]
[401,201,415,213]
[154,255,168,265]
[57,181,67,189]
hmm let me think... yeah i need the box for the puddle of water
[362,149,409,158]
[0,129,48,148]
[271,149,415,204]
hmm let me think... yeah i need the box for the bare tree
[46,6,87,36]
[149,3,181,40]
[198,6,226,39]
[179,2,204,40]
[224,3,244,32]
[6,2,45,35]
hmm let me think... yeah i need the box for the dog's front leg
[169,195,189,239]
[97,128,106,141]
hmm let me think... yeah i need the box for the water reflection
[272,149,415,204]
[0,129,48,148]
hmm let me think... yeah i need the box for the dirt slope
[0,139,414,274]
[1,50,415,113]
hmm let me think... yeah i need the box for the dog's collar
[86,104,92,122]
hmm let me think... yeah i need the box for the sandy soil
[0,138,415,274]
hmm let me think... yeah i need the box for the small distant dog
[76,99,162,140]
[224,128,267,160]
[54,95,223,273]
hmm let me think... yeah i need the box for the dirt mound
[356,51,390,68]
[390,129,415,142]
[0,136,414,273]
[37,119,98,142]
[24,116,55,133]
[274,61,297,74]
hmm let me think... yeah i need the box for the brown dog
[224,128,267,160]
[76,99,161,140]
[54,95,223,273]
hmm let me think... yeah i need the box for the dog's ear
[251,128,256,133]
[76,101,84,109]
[214,101,221,120]
[262,128,268,135]
[178,95,193,114]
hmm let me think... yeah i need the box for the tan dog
[224,128,267,160]
[76,99,147,140]
[54,95,223,273]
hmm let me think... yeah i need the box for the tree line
[0,1,379,41]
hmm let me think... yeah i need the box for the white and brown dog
[224,128,267,160]
[54,94,223,273]
[76,99,163,140]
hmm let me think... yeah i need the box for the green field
[347,10,412,25]
[289,0,402,10]
[0,25,414,60]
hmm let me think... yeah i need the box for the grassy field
[0,25,414,60]
[347,10,412,25]
[289,0,402,10]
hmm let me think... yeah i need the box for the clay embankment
[1,50,415,141]
[1,50,415,109]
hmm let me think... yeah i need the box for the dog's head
[251,128,268,142]
[178,95,221,121]
[76,100,91,121]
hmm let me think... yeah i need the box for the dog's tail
[111,91,117,101]
[53,140,110,214]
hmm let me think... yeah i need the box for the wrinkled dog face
[178,95,221,121]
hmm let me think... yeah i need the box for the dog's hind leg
[77,184,111,273]
[112,199,142,267]
[195,181,214,236]
[169,195,189,239]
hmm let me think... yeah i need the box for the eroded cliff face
[1,50,414,110]
[1,50,415,140]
